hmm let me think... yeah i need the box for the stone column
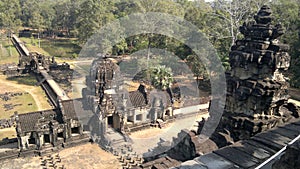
[36,133,41,149]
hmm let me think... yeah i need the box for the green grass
[0,74,53,120]
[19,37,50,56]
[20,37,81,58]
[0,92,38,119]
[0,127,16,140]
[6,75,37,86]
[0,38,19,64]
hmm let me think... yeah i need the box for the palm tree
[149,65,173,90]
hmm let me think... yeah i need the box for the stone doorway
[107,114,121,131]
[108,116,113,127]
[44,134,50,143]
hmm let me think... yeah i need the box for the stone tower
[220,5,299,140]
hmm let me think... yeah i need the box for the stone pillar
[39,134,44,146]
[36,133,41,149]
[79,124,84,135]
[133,111,136,124]
[17,137,22,150]
[51,131,57,146]
[142,111,147,122]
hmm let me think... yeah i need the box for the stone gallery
[15,100,89,152]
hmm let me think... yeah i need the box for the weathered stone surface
[194,153,240,169]
[270,127,299,139]
[176,160,208,169]
[244,140,277,154]
[272,140,300,169]
[232,141,272,160]
[252,137,284,151]
[215,5,300,141]
[214,147,260,168]
[253,131,291,150]
[281,123,300,134]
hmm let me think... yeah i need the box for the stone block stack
[220,5,299,140]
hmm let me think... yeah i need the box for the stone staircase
[40,153,66,169]
[104,128,144,169]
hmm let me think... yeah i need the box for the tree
[129,0,185,60]
[149,65,174,90]
[186,55,208,82]
[271,0,300,88]
[0,0,21,56]
[53,0,82,37]
[76,0,116,44]
[0,0,21,32]
[209,0,266,46]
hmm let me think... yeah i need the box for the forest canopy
[0,0,299,87]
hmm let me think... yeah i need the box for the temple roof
[128,89,172,108]
[17,109,56,133]
[61,100,78,120]
[129,90,148,108]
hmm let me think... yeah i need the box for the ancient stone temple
[83,57,175,135]
[220,5,299,140]
[15,100,89,155]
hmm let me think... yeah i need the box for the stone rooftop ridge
[16,109,57,134]
[60,100,78,120]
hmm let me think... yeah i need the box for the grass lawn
[0,87,37,119]
[0,37,19,64]
[0,127,16,140]
[19,37,81,59]
[0,75,53,119]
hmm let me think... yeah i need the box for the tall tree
[0,0,21,56]
[53,0,82,37]
[271,0,300,87]
[209,0,266,46]
[0,0,22,32]
[76,0,116,44]
[186,55,209,82]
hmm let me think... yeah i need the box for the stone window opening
[28,137,36,145]
[127,116,134,124]
[136,114,142,122]
[57,132,64,140]
[108,116,113,126]
[165,110,170,116]
[71,127,80,135]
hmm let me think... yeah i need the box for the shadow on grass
[6,75,37,86]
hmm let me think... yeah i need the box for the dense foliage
[0,0,299,87]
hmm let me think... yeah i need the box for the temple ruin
[0,34,90,160]
[83,57,175,135]
[217,5,299,141]
[15,100,89,153]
